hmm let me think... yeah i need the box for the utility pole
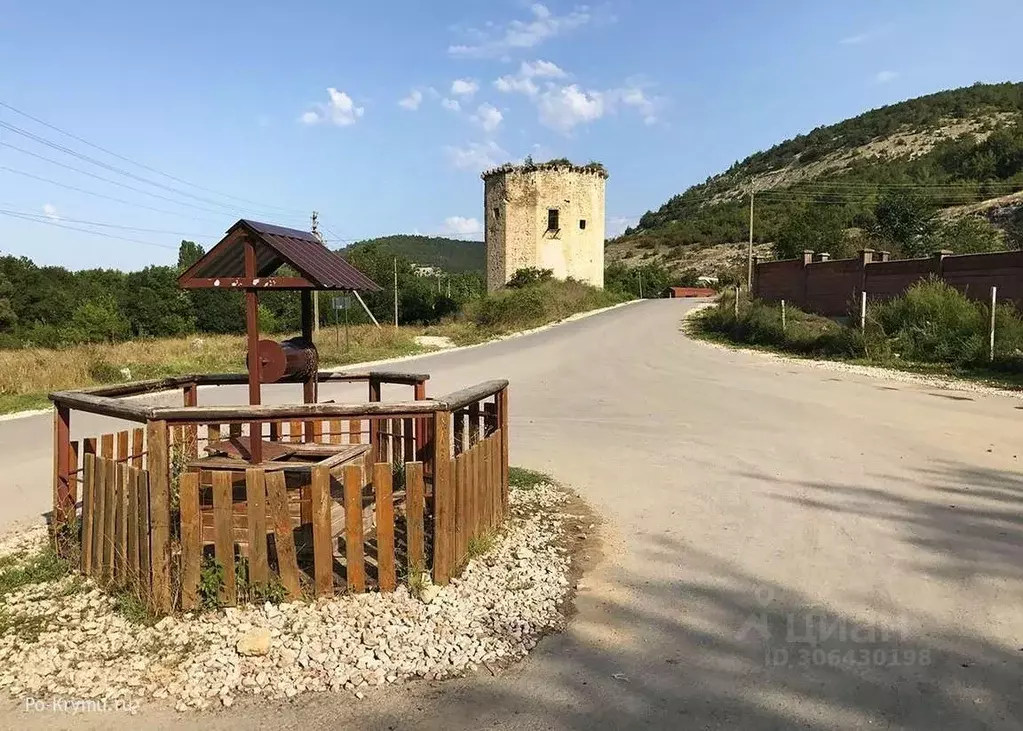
[747,181,755,292]
[393,257,399,329]
[310,211,322,339]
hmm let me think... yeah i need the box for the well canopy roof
[178,219,380,291]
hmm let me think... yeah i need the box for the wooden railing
[50,372,509,614]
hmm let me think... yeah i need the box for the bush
[465,278,626,333]
[506,268,554,289]
[868,278,986,365]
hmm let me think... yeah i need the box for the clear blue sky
[0,0,1019,270]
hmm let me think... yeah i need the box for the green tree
[872,193,936,256]
[65,296,128,343]
[774,206,845,259]
[121,266,194,337]
[928,216,1006,254]
[0,273,16,331]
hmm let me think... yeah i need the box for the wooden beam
[440,380,510,412]
[178,276,315,289]
[145,420,172,613]
[152,399,440,423]
[432,410,454,585]
[244,235,263,465]
[49,392,151,422]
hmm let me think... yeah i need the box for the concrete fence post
[860,291,867,330]
[781,299,787,334]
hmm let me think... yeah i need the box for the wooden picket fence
[175,458,428,608]
[79,454,152,594]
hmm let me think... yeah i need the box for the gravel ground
[0,482,577,712]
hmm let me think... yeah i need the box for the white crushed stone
[0,483,573,711]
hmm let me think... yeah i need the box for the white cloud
[537,84,605,132]
[875,70,898,83]
[42,203,59,220]
[494,59,568,97]
[841,24,894,45]
[449,4,594,58]
[399,89,423,110]
[450,78,480,97]
[444,140,509,171]
[606,216,638,238]
[616,86,660,125]
[300,88,364,126]
[441,98,462,112]
[471,103,504,133]
[441,216,482,236]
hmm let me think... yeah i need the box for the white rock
[236,628,272,657]
[420,585,442,605]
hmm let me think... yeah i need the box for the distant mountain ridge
[341,235,484,274]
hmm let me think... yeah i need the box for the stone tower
[483,161,607,291]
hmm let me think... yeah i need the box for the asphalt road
[5,298,1023,730]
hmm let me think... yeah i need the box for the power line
[0,141,257,218]
[0,164,227,224]
[0,210,178,250]
[0,100,310,218]
[0,207,217,238]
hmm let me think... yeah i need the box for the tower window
[547,208,560,231]
[493,206,500,220]
[579,219,587,230]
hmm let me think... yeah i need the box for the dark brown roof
[178,219,380,291]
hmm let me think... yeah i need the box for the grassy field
[691,281,1023,390]
[0,280,629,414]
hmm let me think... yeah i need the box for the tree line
[0,241,485,349]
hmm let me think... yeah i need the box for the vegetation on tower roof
[482,157,608,179]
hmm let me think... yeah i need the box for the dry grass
[0,325,421,413]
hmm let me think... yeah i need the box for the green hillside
[610,81,1023,276]
[342,235,484,273]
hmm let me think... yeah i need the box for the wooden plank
[229,423,243,439]
[207,424,222,445]
[454,452,467,563]
[309,420,324,444]
[117,430,129,463]
[403,418,414,464]
[432,411,454,584]
[131,428,144,468]
[289,420,303,443]
[69,440,80,512]
[265,472,301,599]
[137,469,151,595]
[392,419,404,464]
[81,454,96,576]
[349,419,361,444]
[268,421,280,441]
[311,466,333,598]
[467,443,479,543]
[101,433,114,460]
[483,402,497,437]
[492,434,502,527]
[84,437,97,457]
[212,471,237,606]
[101,457,117,583]
[245,469,269,586]
[90,457,106,580]
[375,462,396,592]
[497,387,509,515]
[453,410,465,456]
[178,472,201,610]
[343,464,366,592]
[329,419,343,445]
[127,466,140,590]
[145,420,172,613]
[468,402,480,448]
[114,464,128,584]
[405,462,425,574]
[488,436,498,529]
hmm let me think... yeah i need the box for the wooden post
[52,404,72,526]
[81,454,95,575]
[405,462,425,574]
[368,377,382,462]
[990,285,998,362]
[178,472,201,610]
[265,472,301,599]
[212,471,237,605]
[145,420,172,613]
[183,383,198,459]
[301,289,317,441]
[245,469,269,586]
[311,465,333,598]
[374,462,396,592]
[497,386,509,514]
[432,410,453,584]
[244,236,263,465]
[343,464,366,592]
[413,380,429,474]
